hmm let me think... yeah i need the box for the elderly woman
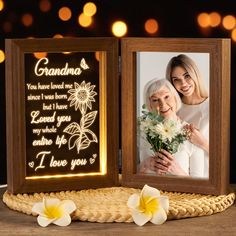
[138,78,205,178]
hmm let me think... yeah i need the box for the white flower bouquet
[138,105,189,154]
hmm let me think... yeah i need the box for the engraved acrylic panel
[24,52,100,178]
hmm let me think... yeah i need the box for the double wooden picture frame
[5,37,230,195]
[121,38,230,195]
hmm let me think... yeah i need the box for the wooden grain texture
[121,38,231,195]
[5,38,119,194]
[0,188,236,236]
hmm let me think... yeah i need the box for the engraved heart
[92,154,97,158]
[89,158,95,164]
[28,161,34,168]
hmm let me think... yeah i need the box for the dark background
[0,0,236,184]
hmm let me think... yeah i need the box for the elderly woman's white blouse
[177,98,209,178]
[138,134,205,178]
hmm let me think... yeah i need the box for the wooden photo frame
[121,38,230,195]
[6,38,119,193]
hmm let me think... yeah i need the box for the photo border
[121,38,230,195]
[6,38,119,193]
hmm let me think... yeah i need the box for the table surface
[0,188,236,236]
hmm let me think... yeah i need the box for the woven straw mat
[3,187,235,223]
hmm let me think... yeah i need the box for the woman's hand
[139,156,160,174]
[155,149,188,176]
[139,155,169,174]
[185,124,209,154]
[139,149,188,176]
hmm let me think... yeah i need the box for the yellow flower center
[44,205,64,219]
[139,196,159,215]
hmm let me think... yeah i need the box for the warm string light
[144,18,159,34]
[197,12,221,28]
[2,21,12,33]
[197,12,236,42]
[83,2,97,17]
[39,0,51,12]
[0,50,5,63]
[231,28,236,42]
[112,21,127,37]
[34,52,48,59]
[58,7,72,21]
[209,12,221,27]
[21,13,33,27]
[53,34,63,38]
[197,12,210,28]
[77,2,97,28]
[0,0,4,11]
[95,51,100,61]
[78,13,92,27]
[222,15,236,30]
[3,6,236,46]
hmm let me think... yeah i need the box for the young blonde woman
[166,54,209,177]
[138,79,205,178]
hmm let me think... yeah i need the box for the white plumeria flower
[155,119,181,142]
[127,185,169,226]
[32,198,76,227]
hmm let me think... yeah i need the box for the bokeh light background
[0,0,236,184]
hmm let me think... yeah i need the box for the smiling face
[149,86,177,119]
[171,66,195,97]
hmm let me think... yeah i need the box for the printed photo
[136,52,209,179]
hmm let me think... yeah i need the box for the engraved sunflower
[68,81,97,114]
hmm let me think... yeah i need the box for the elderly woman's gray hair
[143,78,182,112]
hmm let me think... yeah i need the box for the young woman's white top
[177,98,209,178]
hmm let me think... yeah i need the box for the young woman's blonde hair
[165,54,208,98]
[143,78,182,113]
